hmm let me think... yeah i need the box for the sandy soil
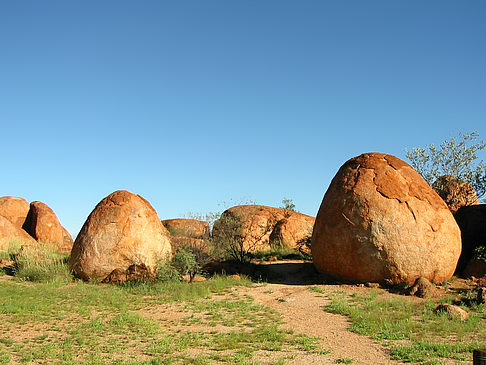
[240,282,404,364]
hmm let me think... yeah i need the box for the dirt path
[234,259,406,364]
[241,283,403,364]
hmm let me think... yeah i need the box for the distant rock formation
[0,196,72,252]
[212,205,315,254]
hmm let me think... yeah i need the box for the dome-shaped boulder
[23,201,73,253]
[0,196,30,228]
[69,190,172,281]
[311,153,461,284]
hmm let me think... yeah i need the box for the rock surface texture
[23,201,73,253]
[0,196,30,228]
[311,152,461,285]
[0,215,36,250]
[161,219,210,239]
[454,204,486,274]
[162,219,210,255]
[432,175,479,214]
[70,190,172,281]
[212,205,315,253]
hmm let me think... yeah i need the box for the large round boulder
[432,175,479,214]
[0,215,36,251]
[212,205,315,253]
[23,201,73,253]
[0,196,30,228]
[311,152,461,285]
[69,190,172,281]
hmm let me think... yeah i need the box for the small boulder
[0,196,30,228]
[432,175,479,214]
[23,201,73,253]
[102,264,154,284]
[435,304,469,321]
[409,277,439,298]
[182,274,207,283]
[69,190,172,282]
[312,153,462,285]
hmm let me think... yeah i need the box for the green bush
[472,245,486,262]
[172,248,201,282]
[155,257,180,282]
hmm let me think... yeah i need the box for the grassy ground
[314,286,486,365]
[0,276,328,364]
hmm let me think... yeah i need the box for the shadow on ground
[206,259,332,285]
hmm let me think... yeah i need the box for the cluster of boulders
[0,196,73,253]
[1,152,484,287]
[212,205,315,255]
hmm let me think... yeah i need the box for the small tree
[405,132,486,199]
[171,248,200,282]
[210,208,277,264]
[280,198,296,212]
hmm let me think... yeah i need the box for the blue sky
[1,1,485,237]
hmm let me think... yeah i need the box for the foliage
[210,208,277,264]
[252,248,308,261]
[172,248,201,282]
[155,257,181,282]
[405,131,486,198]
[472,245,486,262]
[280,198,296,212]
[1,242,73,284]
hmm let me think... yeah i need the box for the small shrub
[13,243,72,284]
[156,258,180,282]
[473,245,486,262]
[172,248,201,282]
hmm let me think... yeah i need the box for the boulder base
[312,153,461,285]
[0,215,36,251]
[69,190,172,281]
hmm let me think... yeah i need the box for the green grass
[324,289,486,364]
[0,276,330,364]
[251,248,310,261]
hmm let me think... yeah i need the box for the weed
[336,358,354,364]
